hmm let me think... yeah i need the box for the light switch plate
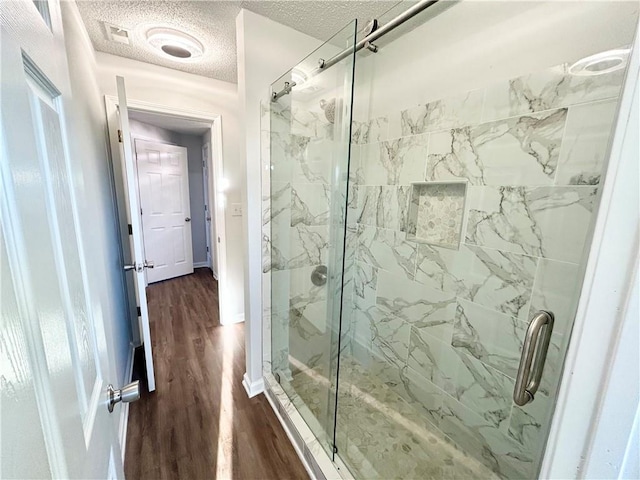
[231,203,243,217]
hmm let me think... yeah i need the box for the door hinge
[204,204,208,211]
[136,306,141,316]
[206,246,209,252]
[128,223,133,235]
[118,129,123,143]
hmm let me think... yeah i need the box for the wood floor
[125,268,309,480]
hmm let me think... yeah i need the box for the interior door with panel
[135,139,194,283]
[115,77,157,392]
[1,1,135,477]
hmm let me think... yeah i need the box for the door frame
[104,96,231,327]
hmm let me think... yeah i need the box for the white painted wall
[96,52,245,322]
[235,9,322,395]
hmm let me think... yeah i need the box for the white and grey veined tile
[290,184,330,227]
[376,270,456,339]
[269,183,292,272]
[430,389,534,479]
[415,244,538,322]
[353,260,377,310]
[292,138,333,184]
[288,224,329,269]
[351,120,370,145]
[356,304,412,369]
[465,185,598,263]
[555,99,619,185]
[451,299,526,379]
[527,258,582,397]
[368,116,389,143]
[355,185,407,231]
[427,109,567,186]
[407,326,514,428]
[357,225,417,280]
[482,62,625,122]
[361,134,429,185]
[507,390,552,457]
[399,89,484,136]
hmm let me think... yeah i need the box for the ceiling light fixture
[146,27,204,61]
[569,48,630,76]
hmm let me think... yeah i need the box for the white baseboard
[242,373,264,398]
[193,261,209,268]
[119,344,136,463]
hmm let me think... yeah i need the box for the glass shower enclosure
[266,1,638,478]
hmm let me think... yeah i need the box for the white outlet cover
[231,203,242,217]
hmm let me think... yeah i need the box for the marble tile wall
[341,60,624,479]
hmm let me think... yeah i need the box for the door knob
[107,380,140,413]
[123,264,136,271]
[185,217,191,222]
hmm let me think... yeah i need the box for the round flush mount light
[146,27,204,61]
[569,48,630,76]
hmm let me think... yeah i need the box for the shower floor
[287,358,499,480]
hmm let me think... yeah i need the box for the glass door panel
[269,20,357,457]
[334,1,637,479]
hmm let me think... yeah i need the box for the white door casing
[135,139,194,283]
[1,0,124,477]
[202,141,218,275]
[115,77,156,392]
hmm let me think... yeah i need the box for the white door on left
[1,1,128,478]
[135,139,194,283]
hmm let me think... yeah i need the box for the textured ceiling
[76,0,400,83]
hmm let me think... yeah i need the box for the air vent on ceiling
[104,22,131,45]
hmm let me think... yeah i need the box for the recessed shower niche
[406,181,467,249]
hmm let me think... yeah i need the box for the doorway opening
[127,110,215,283]
[104,92,231,399]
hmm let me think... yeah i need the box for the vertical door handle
[513,310,554,406]
[185,217,191,222]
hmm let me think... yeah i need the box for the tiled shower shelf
[406,181,468,249]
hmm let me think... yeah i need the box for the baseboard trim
[220,313,244,325]
[119,343,136,463]
[242,373,264,398]
[193,261,209,268]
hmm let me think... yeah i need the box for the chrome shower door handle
[513,310,554,406]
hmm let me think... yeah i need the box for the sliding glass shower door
[268,20,357,457]
[267,1,637,479]
[333,1,636,479]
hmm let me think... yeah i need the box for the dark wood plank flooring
[125,268,309,480]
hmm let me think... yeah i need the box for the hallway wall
[96,53,245,322]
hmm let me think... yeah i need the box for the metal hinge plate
[128,224,132,235]
[117,129,123,143]
[136,306,141,316]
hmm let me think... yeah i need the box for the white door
[115,77,157,392]
[1,1,126,478]
[135,139,194,283]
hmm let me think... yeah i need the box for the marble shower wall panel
[465,185,597,264]
[427,109,568,186]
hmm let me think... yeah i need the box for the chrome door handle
[123,264,136,271]
[107,380,140,413]
[513,310,554,406]
[144,260,154,269]
[185,217,191,222]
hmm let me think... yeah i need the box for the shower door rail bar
[270,0,441,101]
[316,0,440,72]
